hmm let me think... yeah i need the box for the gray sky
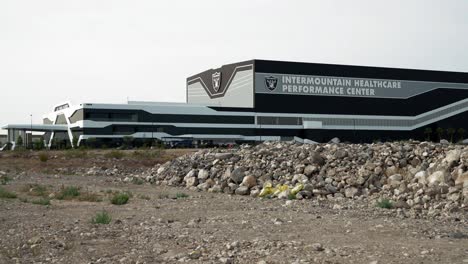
[1,0,467,129]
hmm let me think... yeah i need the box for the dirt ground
[0,150,467,264]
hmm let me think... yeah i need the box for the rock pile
[139,141,468,212]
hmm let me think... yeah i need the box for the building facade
[3,59,468,147]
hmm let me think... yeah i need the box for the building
[3,59,468,147]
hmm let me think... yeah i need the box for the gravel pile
[133,140,467,214]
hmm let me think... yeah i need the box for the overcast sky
[1,0,467,130]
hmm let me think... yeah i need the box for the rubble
[138,140,468,214]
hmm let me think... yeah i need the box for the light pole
[30,114,32,149]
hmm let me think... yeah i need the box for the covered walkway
[1,124,69,149]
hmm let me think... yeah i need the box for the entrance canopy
[2,124,68,132]
[2,124,69,146]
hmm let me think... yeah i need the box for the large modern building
[3,59,468,147]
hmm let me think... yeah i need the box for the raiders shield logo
[265,76,278,91]
[212,72,222,92]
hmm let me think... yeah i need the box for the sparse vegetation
[0,187,17,199]
[31,198,51,206]
[376,198,393,209]
[132,177,144,185]
[91,211,112,224]
[56,186,80,200]
[38,153,49,162]
[111,192,130,205]
[64,149,88,159]
[175,192,189,199]
[105,150,125,159]
[158,192,170,199]
[138,194,151,200]
[132,149,163,159]
[77,192,102,202]
[22,184,49,197]
[287,193,297,200]
[122,136,134,149]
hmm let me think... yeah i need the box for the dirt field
[0,150,467,264]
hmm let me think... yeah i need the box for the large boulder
[304,165,317,176]
[304,139,318,144]
[310,152,325,166]
[235,186,249,195]
[186,177,198,187]
[334,149,348,159]
[197,179,214,191]
[427,171,447,186]
[214,153,233,160]
[443,149,462,166]
[345,187,359,198]
[197,169,209,180]
[185,169,197,178]
[241,175,257,188]
[414,171,428,185]
[455,172,468,186]
[230,167,245,184]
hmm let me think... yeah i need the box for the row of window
[84,111,255,124]
[54,104,69,112]
[257,116,303,125]
[85,113,138,122]
[112,126,165,135]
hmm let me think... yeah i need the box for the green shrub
[91,211,112,224]
[447,128,456,143]
[111,192,130,205]
[56,186,80,200]
[0,187,17,199]
[23,184,49,197]
[287,193,297,200]
[424,127,432,141]
[32,198,51,206]
[376,198,393,209]
[105,150,125,159]
[38,153,49,163]
[16,135,23,146]
[33,139,45,150]
[175,192,189,199]
[0,175,12,185]
[72,137,79,148]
